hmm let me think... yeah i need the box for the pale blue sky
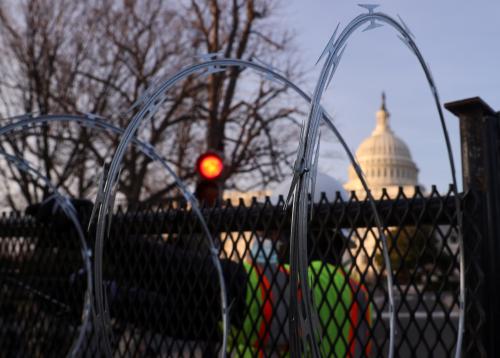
[280,1,500,192]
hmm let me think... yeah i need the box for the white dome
[272,171,347,203]
[344,93,419,193]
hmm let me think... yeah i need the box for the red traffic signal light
[196,152,224,180]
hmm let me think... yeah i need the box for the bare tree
[0,0,96,207]
[184,0,303,191]
[0,0,303,209]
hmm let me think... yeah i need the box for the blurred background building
[344,93,421,197]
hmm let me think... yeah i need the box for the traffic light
[195,151,224,206]
[197,152,224,180]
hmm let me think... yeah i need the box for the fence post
[445,97,500,358]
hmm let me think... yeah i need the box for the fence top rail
[0,186,468,237]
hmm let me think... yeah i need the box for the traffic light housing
[195,152,224,206]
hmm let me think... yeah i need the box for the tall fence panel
[0,187,481,357]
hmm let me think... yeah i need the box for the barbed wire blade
[309,132,321,220]
[397,14,415,39]
[197,52,224,61]
[89,164,108,231]
[315,23,340,66]
[358,4,379,13]
[325,44,347,90]
[362,19,383,32]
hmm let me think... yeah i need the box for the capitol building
[344,93,422,278]
[344,93,420,198]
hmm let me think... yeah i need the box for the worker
[232,229,372,357]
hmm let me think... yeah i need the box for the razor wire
[0,149,92,358]
[0,113,209,356]
[0,7,463,357]
[93,56,395,357]
[0,112,200,203]
[287,5,464,358]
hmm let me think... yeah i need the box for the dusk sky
[280,1,500,192]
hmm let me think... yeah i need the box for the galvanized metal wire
[288,8,464,357]
[0,9,463,357]
[91,56,396,357]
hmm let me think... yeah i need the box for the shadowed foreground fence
[0,187,485,357]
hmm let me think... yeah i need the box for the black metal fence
[0,186,484,357]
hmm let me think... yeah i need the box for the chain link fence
[0,187,483,357]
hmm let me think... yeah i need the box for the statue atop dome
[373,91,392,135]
